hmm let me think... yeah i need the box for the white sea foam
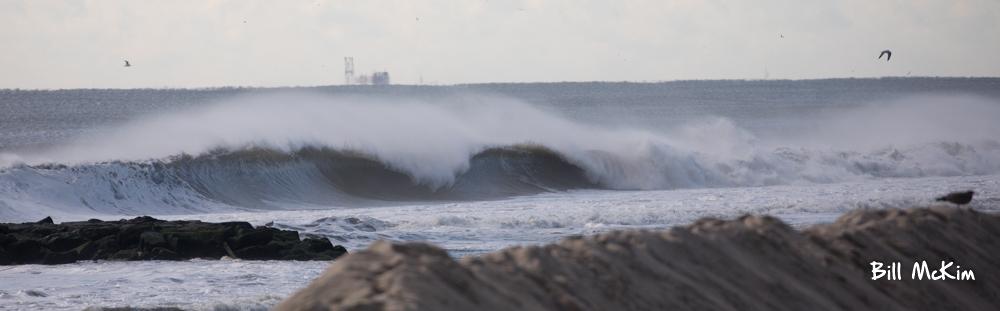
[2,88,999,310]
[0,260,329,311]
[0,92,998,221]
[2,174,998,310]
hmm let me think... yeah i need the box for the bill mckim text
[870,261,975,281]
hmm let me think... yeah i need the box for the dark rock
[301,237,337,253]
[26,225,59,236]
[0,217,346,265]
[936,190,974,205]
[44,232,87,252]
[1,216,347,265]
[91,235,118,250]
[76,225,121,240]
[118,223,155,248]
[235,243,282,259]
[219,221,254,232]
[0,232,15,246]
[36,216,54,224]
[229,227,273,249]
[73,241,99,260]
[0,248,10,265]
[140,231,167,248]
[282,239,348,260]
[9,239,43,262]
[127,216,163,224]
[148,247,179,260]
[110,249,139,260]
[331,245,347,254]
[24,289,47,297]
[41,249,78,264]
[273,229,300,242]
[165,224,230,258]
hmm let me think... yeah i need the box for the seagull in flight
[124,60,132,67]
[878,50,892,61]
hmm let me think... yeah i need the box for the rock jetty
[0,216,347,265]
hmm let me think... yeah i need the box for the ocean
[2,78,1000,310]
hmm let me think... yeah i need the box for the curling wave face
[0,146,593,211]
[1,92,999,218]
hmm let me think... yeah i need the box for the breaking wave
[1,92,999,219]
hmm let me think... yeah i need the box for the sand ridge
[278,207,999,310]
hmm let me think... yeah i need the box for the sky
[1,0,999,89]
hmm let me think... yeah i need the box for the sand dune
[278,207,1000,310]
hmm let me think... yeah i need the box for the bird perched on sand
[124,60,131,67]
[878,50,892,61]
[936,191,974,205]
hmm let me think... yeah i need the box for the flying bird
[936,191,974,205]
[124,60,131,67]
[878,50,892,61]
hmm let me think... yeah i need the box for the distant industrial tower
[344,57,355,85]
[372,71,390,85]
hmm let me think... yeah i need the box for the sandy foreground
[277,206,998,311]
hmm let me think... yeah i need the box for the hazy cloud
[1,0,998,88]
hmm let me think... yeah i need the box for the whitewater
[2,79,1000,310]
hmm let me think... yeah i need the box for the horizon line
[2,75,999,92]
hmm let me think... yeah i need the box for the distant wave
[164,145,596,203]
[0,145,595,214]
[1,92,999,219]
[2,140,999,218]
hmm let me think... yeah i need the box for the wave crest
[1,92,999,219]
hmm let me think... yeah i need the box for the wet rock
[41,249,77,264]
[139,231,166,248]
[24,289,47,297]
[148,247,180,260]
[0,249,10,265]
[44,232,87,252]
[8,239,43,262]
[234,243,282,259]
[1,216,348,265]
[76,225,120,240]
[229,227,273,249]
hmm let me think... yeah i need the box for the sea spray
[1,92,999,219]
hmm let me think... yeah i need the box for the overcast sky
[2,0,999,89]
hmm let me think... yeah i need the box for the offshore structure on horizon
[344,56,390,85]
[344,57,354,85]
